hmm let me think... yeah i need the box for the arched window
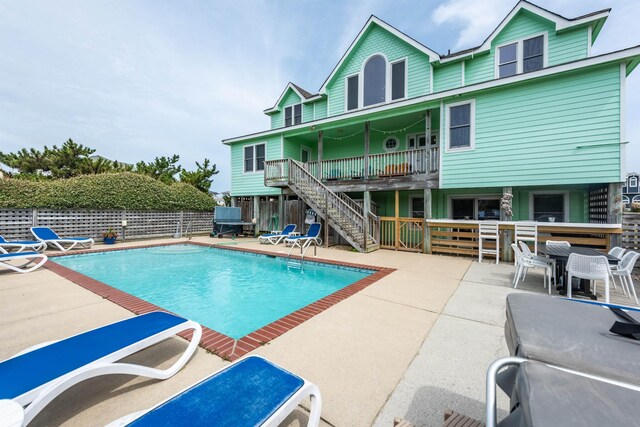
[363,55,386,106]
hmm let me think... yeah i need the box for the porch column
[317,130,323,180]
[253,196,260,236]
[363,190,371,252]
[364,121,370,179]
[278,194,284,231]
[423,188,432,254]
[425,110,432,173]
[395,190,400,250]
[501,187,513,262]
[608,183,623,249]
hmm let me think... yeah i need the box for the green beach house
[223,0,639,253]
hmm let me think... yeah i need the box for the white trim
[300,145,312,162]
[629,176,638,188]
[382,135,400,152]
[439,100,444,186]
[242,142,267,174]
[445,99,476,153]
[633,195,640,203]
[361,53,389,109]
[319,15,439,94]
[620,62,627,181]
[448,194,502,220]
[263,83,308,114]
[494,31,548,79]
[529,191,570,222]
[344,72,359,112]
[587,25,593,57]
[406,131,439,150]
[430,64,434,94]
[280,135,284,159]
[390,57,408,101]
[460,61,465,86]
[623,195,630,205]
[223,46,640,145]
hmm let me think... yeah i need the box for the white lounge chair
[0,251,48,274]
[106,355,322,427]
[258,224,297,245]
[0,235,47,253]
[30,227,94,252]
[285,223,322,248]
[0,311,202,425]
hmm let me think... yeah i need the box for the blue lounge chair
[30,227,94,252]
[0,251,48,273]
[0,311,202,425]
[107,355,322,427]
[0,235,46,253]
[285,223,322,248]
[258,224,297,245]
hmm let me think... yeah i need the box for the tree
[0,147,50,179]
[135,154,182,184]
[179,158,219,193]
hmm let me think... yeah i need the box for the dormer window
[284,104,302,127]
[496,33,546,78]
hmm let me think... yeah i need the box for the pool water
[54,245,372,339]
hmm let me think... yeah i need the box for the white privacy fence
[0,209,213,241]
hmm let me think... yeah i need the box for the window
[452,198,475,220]
[383,136,399,152]
[498,43,518,78]
[623,195,630,206]
[410,197,424,218]
[347,75,359,111]
[523,35,544,73]
[243,143,265,173]
[447,101,474,150]
[408,134,426,149]
[532,194,565,222]
[630,176,638,188]
[363,55,386,106]
[284,104,302,127]
[451,197,500,220]
[391,60,406,100]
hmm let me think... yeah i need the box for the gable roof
[263,82,319,114]
[318,15,440,94]
[441,0,610,63]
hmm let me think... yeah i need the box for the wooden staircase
[287,159,380,253]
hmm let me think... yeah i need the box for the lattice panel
[0,209,35,240]
[588,186,608,224]
[35,210,124,239]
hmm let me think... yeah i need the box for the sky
[1,0,638,192]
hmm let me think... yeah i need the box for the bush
[0,172,215,211]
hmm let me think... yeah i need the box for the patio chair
[566,253,612,303]
[511,244,552,293]
[478,221,499,264]
[608,246,627,292]
[258,224,296,245]
[611,251,640,305]
[106,355,322,427]
[0,251,48,274]
[30,227,94,252]
[514,222,538,256]
[0,311,202,425]
[518,241,556,289]
[285,223,322,248]
[0,235,47,253]
[545,240,571,248]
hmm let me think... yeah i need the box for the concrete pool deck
[0,236,533,426]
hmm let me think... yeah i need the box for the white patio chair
[608,246,627,292]
[566,253,612,303]
[611,251,639,305]
[519,241,556,289]
[479,221,500,264]
[511,243,552,293]
[515,222,538,255]
[546,240,571,248]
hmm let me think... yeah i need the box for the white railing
[369,148,432,177]
[320,156,366,180]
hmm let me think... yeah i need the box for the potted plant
[102,228,118,244]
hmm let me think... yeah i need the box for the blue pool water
[54,245,372,339]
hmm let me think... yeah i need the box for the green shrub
[0,172,215,211]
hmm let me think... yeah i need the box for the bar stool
[479,221,500,264]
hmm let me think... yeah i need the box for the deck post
[608,182,623,249]
[502,186,513,262]
[364,122,370,179]
[423,188,432,254]
[363,190,371,252]
[230,197,237,207]
[395,190,400,250]
[253,196,260,236]
[318,130,323,180]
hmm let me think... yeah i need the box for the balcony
[265,147,439,191]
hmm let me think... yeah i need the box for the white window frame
[529,191,569,222]
[494,31,548,79]
[362,53,389,109]
[623,195,630,205]
[383,135,400,152]
[301,145,312,163]
[243,142,266,174]
[284,104,302,127]
[448,195,501,220]
[445,99,475,153]
[344,73,359,112]
[633,195,640,203]
[390,58,408,101]
[630,176,638,188]
[345,53,409,111]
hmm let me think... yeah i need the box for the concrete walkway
[0,236,583,426]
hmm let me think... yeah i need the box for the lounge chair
[0,251,48,274]
[0,311,202,425]
[106,355,322,427]
[285,223,322,248]
[30,227,94,251]
[258,224,297,245]
[0,235,47,253]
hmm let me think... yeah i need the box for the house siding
[434,61,462,92]
[314,99,328,120]
[231,135,282,196]
[270,113,283,129]
[325,24,431,117]
[548,26,589,66]
[441,64,621,188]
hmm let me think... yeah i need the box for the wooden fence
[623,213,640,251]
[0,209,213,241]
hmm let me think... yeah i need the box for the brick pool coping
[45,241,395,361]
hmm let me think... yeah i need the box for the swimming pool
[54,245,373,339]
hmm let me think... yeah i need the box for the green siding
[442,64,621,188]
[465,53,494,85]
[325,24,431,117]
[283,137,318,161]
[281,89,301,108]
[270,112,283,129]
[434,61,462,92]
[231,135,282,196]
[493,10,553,47]
[314,99,328,120]
[303,103,314,123]
[548,27,589,66]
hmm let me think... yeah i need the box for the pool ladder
[285,239,317,270]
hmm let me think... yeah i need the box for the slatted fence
[0,209,212,241]
[623,213,640,251]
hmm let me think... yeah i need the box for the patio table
[539,244,619,300]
